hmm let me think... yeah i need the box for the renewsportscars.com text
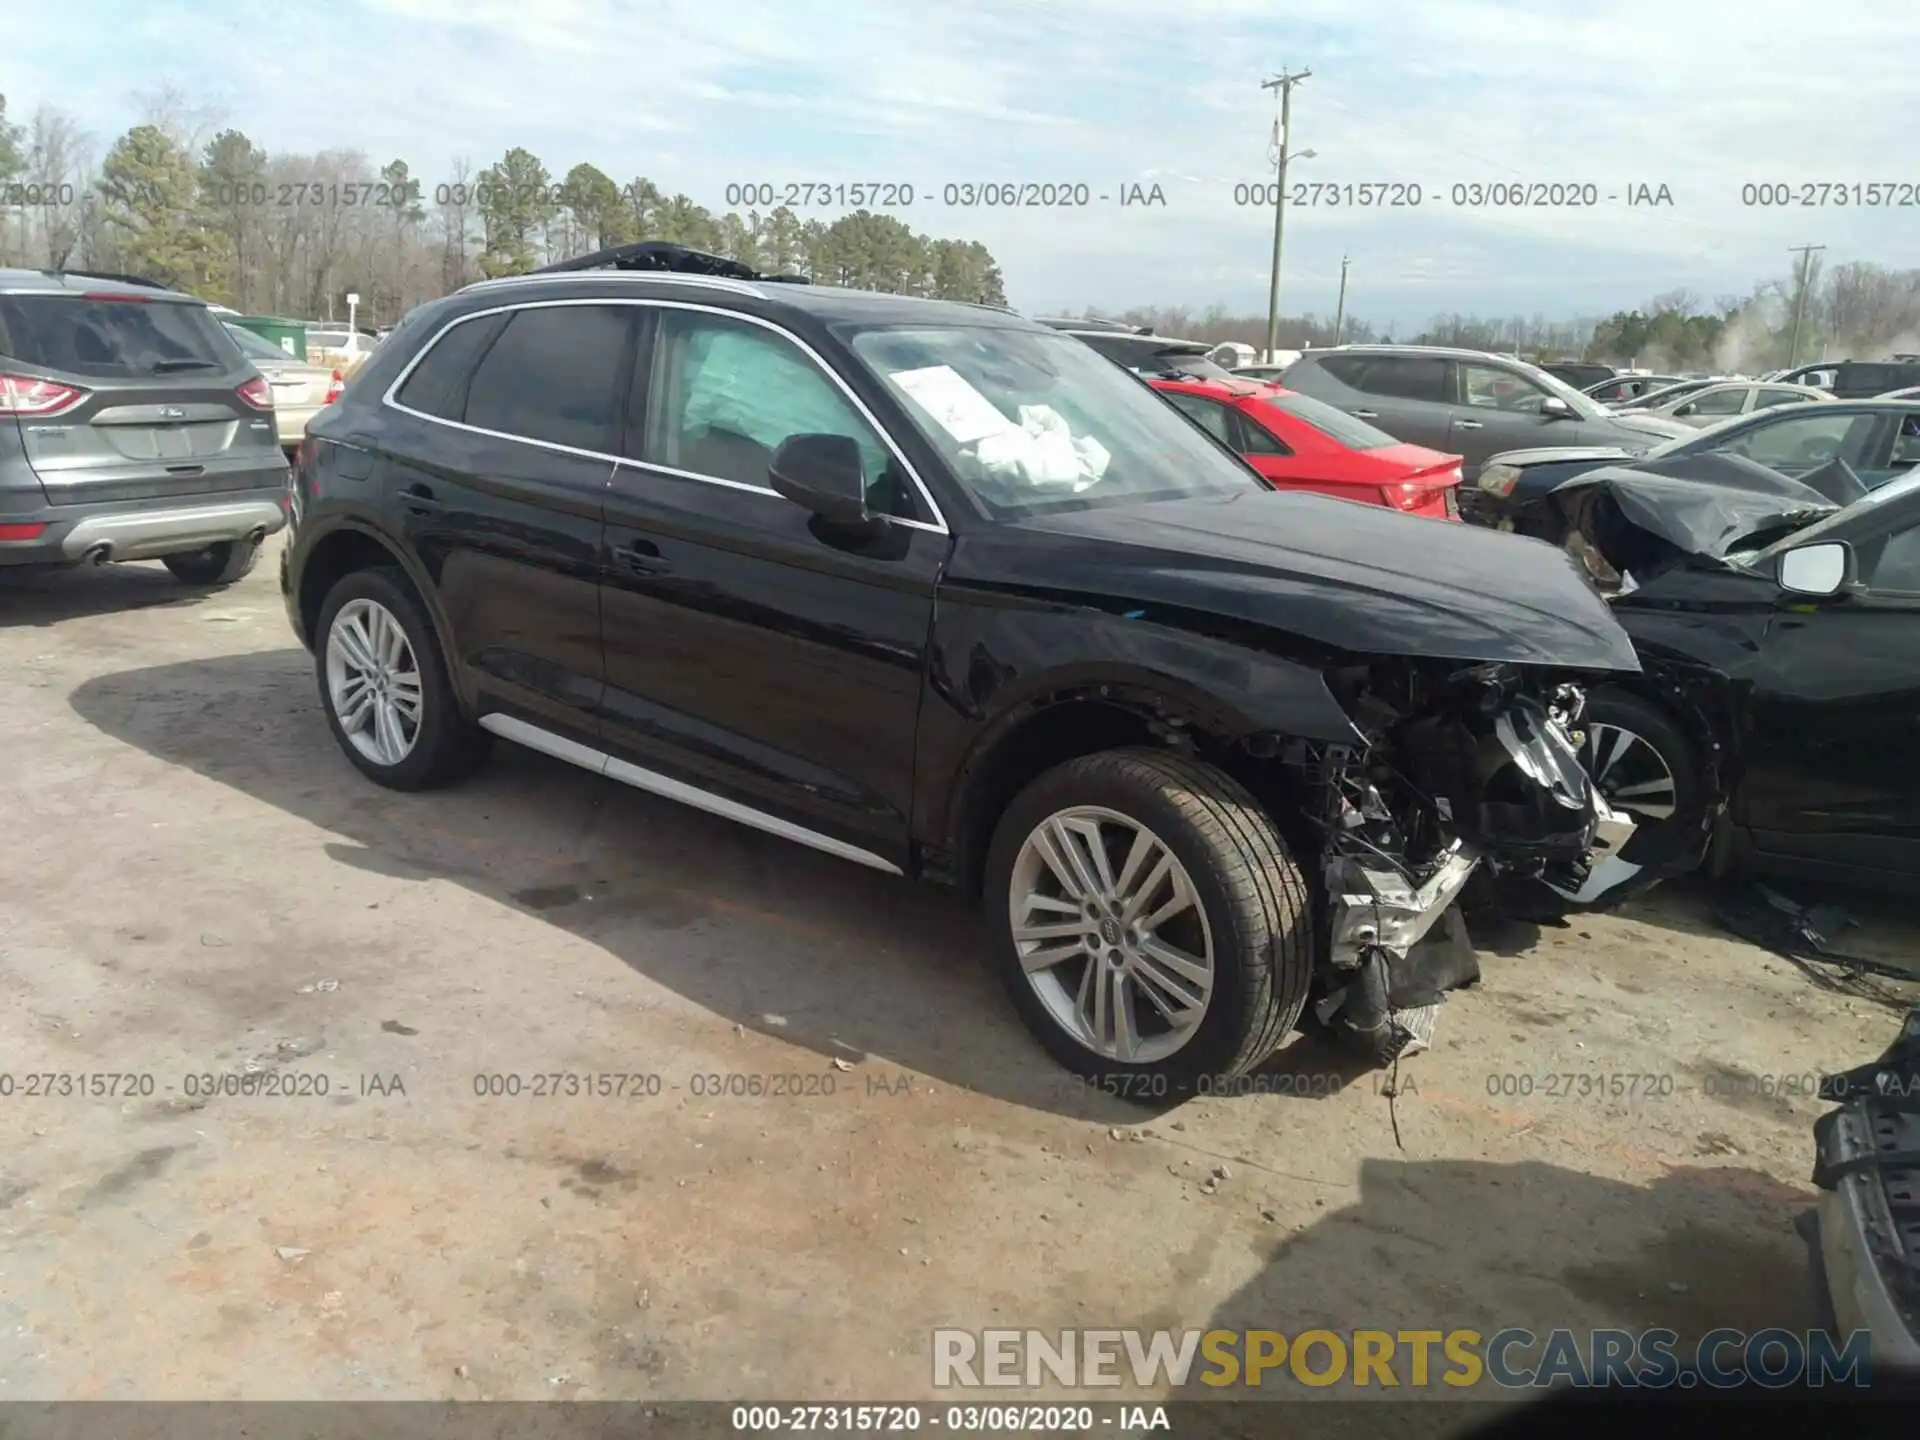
[932,1327,1873,1390]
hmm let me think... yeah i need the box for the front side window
[1756,389,1816,409]
[1460,362,1551,413]
[848,324,1264,518]
[461,304,631,453]
[1862,518,1920,592]
[643,311,910,517]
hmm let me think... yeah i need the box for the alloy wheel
[325,598,424,767]
[1007,806,1216,1064]
[1578,721,1678,820]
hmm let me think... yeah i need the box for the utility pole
[1332,255,1349,346]
[1785,243,1825,368]
[1262,68,1311,360]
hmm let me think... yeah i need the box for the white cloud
[11,0,1919,321]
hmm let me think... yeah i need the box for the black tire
[313,567,490,791]
[1577,687,1705,871]
[983,747,1313,1095]
[162,538,261,586]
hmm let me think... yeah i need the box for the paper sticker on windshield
[889,365,1013,444]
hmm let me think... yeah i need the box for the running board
[476,714,904,877]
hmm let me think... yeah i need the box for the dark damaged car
[1534,453,1920,889]
[280,242,1645,1088]
[1470,399,1920,535]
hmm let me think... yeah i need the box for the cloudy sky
[6,0,1916,326]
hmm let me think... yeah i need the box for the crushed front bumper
[1317,691,1639,1061]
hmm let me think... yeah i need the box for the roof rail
[47,268,172,291]
[458,269,767,299]
[529,240,809,286]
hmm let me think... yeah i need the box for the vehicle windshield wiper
[151,358,220,372]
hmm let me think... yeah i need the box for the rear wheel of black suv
[314,567,490,791]
[984,748,1313,1098]
[161,538,260,586]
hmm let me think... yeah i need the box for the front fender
[913,595,1360,853]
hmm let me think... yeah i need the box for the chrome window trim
[478,714,904,876]
[379,296,950,533]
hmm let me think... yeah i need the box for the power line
[1261,68,1310,358]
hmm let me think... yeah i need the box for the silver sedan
[224,323,342,446]
[1637,380,1832,428]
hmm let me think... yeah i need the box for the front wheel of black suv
[314,567,490,791]
[984,748,1314,1097]
[161,538,260,586]
[1575,687,1706,871]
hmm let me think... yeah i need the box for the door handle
[1350,409,1379,418]
[1455,420,1484,429]
[613,542,671,576]
[400,483,441,513]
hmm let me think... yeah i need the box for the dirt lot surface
[3,541,1916,1415]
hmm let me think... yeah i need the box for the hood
[972,489,1641,672]
[1549,451,1844,559]
[1607,411,1695,440]
[1488,443,1639,470]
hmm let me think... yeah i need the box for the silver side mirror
[1778,541,1850,597]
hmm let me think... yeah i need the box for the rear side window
[393,311,511,421]
[1163,392,1234,445]
[1261,391,1394,449]
[462,306,632,453]
[1359,356,1448,402]
[1319,354,1448,402]
[0,295,239,378]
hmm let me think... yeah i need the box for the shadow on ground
[73,647,1367,1122]
[1153,1154,1824,1437]
[0,559,232,627]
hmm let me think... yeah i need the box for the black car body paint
[283,268,1650,1068]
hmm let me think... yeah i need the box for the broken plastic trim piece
[1327,841,1482,971]
[1545,795,1642,904]
[1495,700,1591,813]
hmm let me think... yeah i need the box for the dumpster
[228,316,309,362]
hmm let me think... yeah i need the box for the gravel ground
[2,541,1914,1414]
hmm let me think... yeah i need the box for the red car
[1148,376,1465,520]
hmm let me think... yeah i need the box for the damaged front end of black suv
[1272,659,1639,1061]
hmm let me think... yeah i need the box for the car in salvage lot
[281,242,1646,1087]
[1279,344,1691,484]
[224,320,345,450]
[1471,399,1920,534]
[1626,379,1830,428]
[0,267,289,584]
[1148,375,1464,519]
[1516,452,1920,889]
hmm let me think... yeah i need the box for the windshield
[1135,348,1237,380]
[225,324,298,362]
[1518,361,1611,419]
[847,325,1265,517]
[1642,413,1751,458]
[1261,390,1398,449]
[1621,380,1706,409]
